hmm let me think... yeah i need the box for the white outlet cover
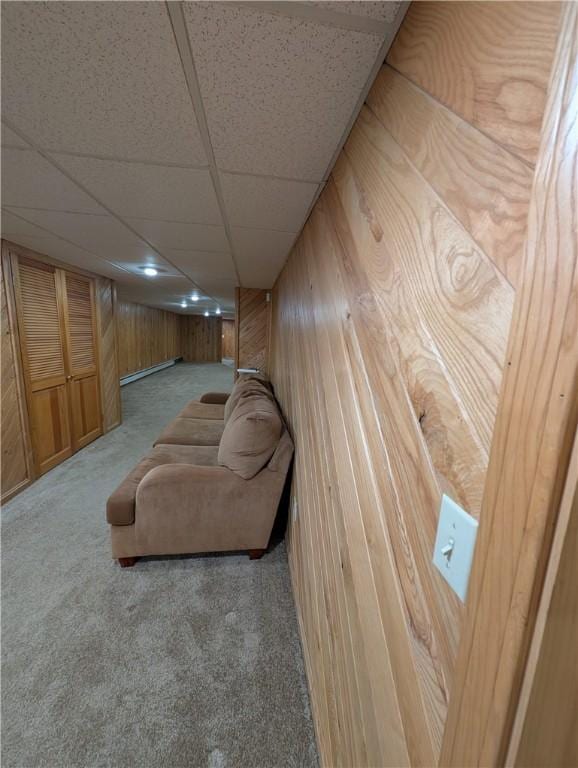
[433,494,479,602]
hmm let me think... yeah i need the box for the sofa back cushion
[224,374,273,423]
[218,392,282,479]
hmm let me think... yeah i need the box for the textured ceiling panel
[1,123,28,147]
[232,227,296,288]
[165,249,237,281]
[5,207,159,265]
[53,155,221,224]
[310,1,401,22]
[1,148,104,213]
[1,1,405,309]
[221,173,319,231]
[0,214,125,280]
[184,3,382,180]
[125,219,230,253]
[1,2,206,165]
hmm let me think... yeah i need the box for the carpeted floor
[2,362,318,768]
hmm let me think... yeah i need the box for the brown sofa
[106,374,293,567]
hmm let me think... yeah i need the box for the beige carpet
[2,362,318,768]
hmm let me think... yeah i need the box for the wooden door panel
[30,386,72,474]
[63,271,102,450]
[69,374,101,450]
[16,258,72,475]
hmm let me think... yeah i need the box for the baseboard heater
[120,358,181,387]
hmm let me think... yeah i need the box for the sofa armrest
[134,464,280,552]
[199,391,229,404]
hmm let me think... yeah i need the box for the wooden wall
[95,278,121,431]
[1,249,33,501]
[269,3,561,766]
[1,239,122,501]
[235,287,270,374]
[180,314,222,363]
[116,300,181,377]
[511,433,578,768]
[221,318,235,360]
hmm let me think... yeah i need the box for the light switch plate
[433,494,478,602]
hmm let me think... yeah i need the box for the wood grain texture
[95,278,121,432]
[509,428,578,768]
[366,66,533,287]
[271,104,514,768]
[441,5,578,765]
[61,271,102,452]
[387,1,560,165]
[221,318,235,360]
[269,3,562,764]
[1,245,33,501]
[236,288,270,374]
[180,315,222,363]
[116,300,181,376]
[14,257,73,476]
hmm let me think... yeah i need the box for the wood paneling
[62,271,102,451]
[221,318,235,360]
[269,3,561,766]
[95,278,121,432]
[441,6,578,765]
[509,429,578,768]
[1,247,32,501]
[388,1,561,166]
[116,300,181,376]
[15,258,73,475]
[236,287,270,374]
[1,239,119,498]
[366,66,533,288]
[180,315,222,362]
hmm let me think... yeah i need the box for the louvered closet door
[16,259,72,475]
[62,272,102,451]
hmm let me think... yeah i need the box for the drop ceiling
[1,1,405,316]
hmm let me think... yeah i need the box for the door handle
[66,375,72,381]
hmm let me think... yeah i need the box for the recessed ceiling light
[143,267,158,277]
[181,301,187,308]
[191,293,199,302]
[215,307,221,315]
[204,310,209,317]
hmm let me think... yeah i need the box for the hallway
[2,363,317,768]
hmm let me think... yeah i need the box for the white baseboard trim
[120,358,179,386]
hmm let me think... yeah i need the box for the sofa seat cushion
[218,392,282,479]
[107,444,219,526]
[154,417,224,447]
[177,400,225,420]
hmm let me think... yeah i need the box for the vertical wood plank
[440,6,578,764]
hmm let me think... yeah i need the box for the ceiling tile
[52,155,221,224]
[0,215,126,280]
[1,147,104,213]
[125,218,229,252]
[220,173,318,231]
[1,2,206,164]
[184,3,382,180]
[232,227,295,289]
[197,277,237,306]
[165,249,237,281]
[112,260,183,279]
[310,1,401,22]
[1,123,28,147]
[5,207,159,266]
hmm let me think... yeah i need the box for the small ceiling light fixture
[191,293,199,302]
[180,301,187,308]
[215,307,221,315]
[143,267,158,277]
[204,310,209,317]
